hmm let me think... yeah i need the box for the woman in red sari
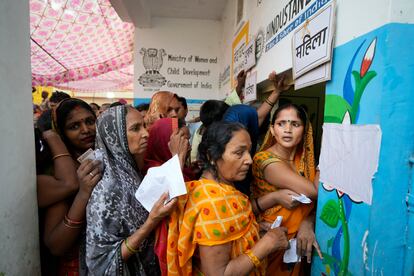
[143,117,196,275]
[143,117,195,181]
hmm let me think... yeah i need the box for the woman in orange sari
[252,103,321,275]
[167,121,289,275]
[145,91,181,128]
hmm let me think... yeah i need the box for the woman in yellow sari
[167,121,289,275]
[252,103,320,275]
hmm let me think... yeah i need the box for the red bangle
[65,214,84,225]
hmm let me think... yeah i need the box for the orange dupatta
[167,179,266,276]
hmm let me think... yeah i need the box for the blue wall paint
[312,23,414,275]
[367,23,414,276]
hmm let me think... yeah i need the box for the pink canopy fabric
[30,0,134,91]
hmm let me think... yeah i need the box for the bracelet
[63,215,84,229]
[245,249,261,268]
[63,220,82,229]
[52,153,71,160]
[124,238,139,254]
[65,214,84,225]
[255,198,264,213]
[264,98,275,107]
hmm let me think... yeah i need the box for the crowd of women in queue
[35,70,322,276]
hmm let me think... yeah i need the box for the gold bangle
[52,153,71,160]
[124,238,139,254]
[245,249,261,268]
[264,98,275,107]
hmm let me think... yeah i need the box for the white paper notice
[292,1,335,79]
[243,39,256,71]
[283,239,300,263]
[135,155,187,212]
[243,71,257,103]
[294,62,331,90]
[319,123,382,205]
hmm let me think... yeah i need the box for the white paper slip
[271,216,283,229]
[283,239,301,263]
[77,148,95,163]
[135,155,187,212]
[292,194,312,204]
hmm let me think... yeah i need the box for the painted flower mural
[319,37,377,276]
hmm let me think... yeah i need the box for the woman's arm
[263,162,318,199]
[120,193,177,260]
[43,159,102,255]
[256,72,291,127]
[252,189,301,214]
[198,227,288,276]
[37,130,79,207]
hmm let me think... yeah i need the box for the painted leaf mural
[320,199,340,228]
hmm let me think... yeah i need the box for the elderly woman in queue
[86,105,182,275]
[144,91,181,128]
[251,103,322,275]
[166,121,289,275]
[37,98,102,275]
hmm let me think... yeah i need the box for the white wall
[134,17,221,101]
[218,0,414,90]
[0,0,40,274]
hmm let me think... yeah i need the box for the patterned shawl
[86,106,158,276]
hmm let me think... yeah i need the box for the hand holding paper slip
[135,155,187,212]
[283,239,301,263]
[291,194,312,204]
[77,148,104,170]
[271,216,283,229]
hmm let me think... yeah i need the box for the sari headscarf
[86,106,158,275]
[143,117,195,181]
[145,91,176,128]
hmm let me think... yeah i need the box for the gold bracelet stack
[245,249,261,268]
[63,214,84,229]
[52,153,71,160]
[264,98,275,107]
[124,237,139,254]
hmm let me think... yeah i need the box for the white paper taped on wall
[319,123,382,205]
[135,155,187,212]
